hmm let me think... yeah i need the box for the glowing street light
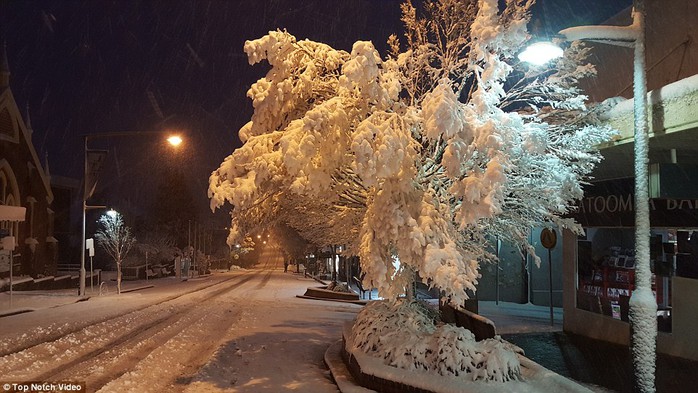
[167,135,183,147]
[80,130,184,296]
[517,41,563,65]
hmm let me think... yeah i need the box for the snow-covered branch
[209,0,616,308]
[95,211,136,294]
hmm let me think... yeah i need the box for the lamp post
[562,3,656,392]
[521,1,656,391]
[80,130,183,296]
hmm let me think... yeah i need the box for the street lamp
[521,1,655,391]
[167,135,183,146]
[80,130,183,297]
[517,41,564,65]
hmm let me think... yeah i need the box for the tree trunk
[406,267,415,301]
[116,261,122,295]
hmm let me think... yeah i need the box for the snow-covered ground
[0,251,362,392]
[0,244,595,393]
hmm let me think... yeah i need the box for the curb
[296,294,368,305]
[0,295,89,319]
[0,308,34,318]
[120,285,155,294]
[325,340,376,393]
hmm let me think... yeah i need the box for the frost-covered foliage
[351,300,523,382]
[95,211,136,294]
[209,0,616,307]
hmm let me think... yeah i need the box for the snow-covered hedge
[350,300,523,382]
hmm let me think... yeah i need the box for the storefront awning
[0,205,26,222]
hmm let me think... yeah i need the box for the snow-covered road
[0,246,361,392]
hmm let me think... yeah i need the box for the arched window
[0,171,6,205]
[0,107,16,141]
[0,162,22,237]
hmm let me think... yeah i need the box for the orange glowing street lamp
[167,135,183,147]
[80,130,184,296]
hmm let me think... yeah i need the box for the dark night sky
[0,0,631,220]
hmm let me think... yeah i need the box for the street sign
[540,228,557,326]
[540,228,557,249]
[84,149,108,200]
[0,250,10,273]
[1,236,16,251]
[86,238,95,257]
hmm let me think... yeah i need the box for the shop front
[563,177,698,361]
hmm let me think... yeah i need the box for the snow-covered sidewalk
[0,273,211,318]
[478,301,564,334]
[0,287,83,316]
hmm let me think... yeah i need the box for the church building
[0,42,57,280]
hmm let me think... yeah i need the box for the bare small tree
[95,211,136,294]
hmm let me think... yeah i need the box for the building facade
[0,44,57,280]
[562,0,698,361]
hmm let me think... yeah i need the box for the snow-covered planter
[350,300,523,382]
[328,281,351,293]
[340,317,594,393]
[303,285,360,301]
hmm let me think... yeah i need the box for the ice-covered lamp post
[522,1,655,391]
[80,130,183,297]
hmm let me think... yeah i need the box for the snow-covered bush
[331,282,351,293]
[350,300,523,382]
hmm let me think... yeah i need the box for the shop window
[676,231,698,279]
[576,228,674,333]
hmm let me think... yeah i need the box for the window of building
[576,227,680,333]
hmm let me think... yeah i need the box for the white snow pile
[327,281,351,293]
[350,300,523,382]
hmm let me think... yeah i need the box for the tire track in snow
[256,244,283,289]
[0,271,261,385]
[94,269,276,392]
[0,273,248,357]
[96,299,245,392]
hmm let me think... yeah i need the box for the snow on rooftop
[603,73,698,118]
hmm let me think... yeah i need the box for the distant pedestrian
[284,259,289,272]
[182,250,191,281]
[174,252,182,279]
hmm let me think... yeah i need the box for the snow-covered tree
[210,0,614,307]
[209,0,617,381]
[95,211,136,294]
